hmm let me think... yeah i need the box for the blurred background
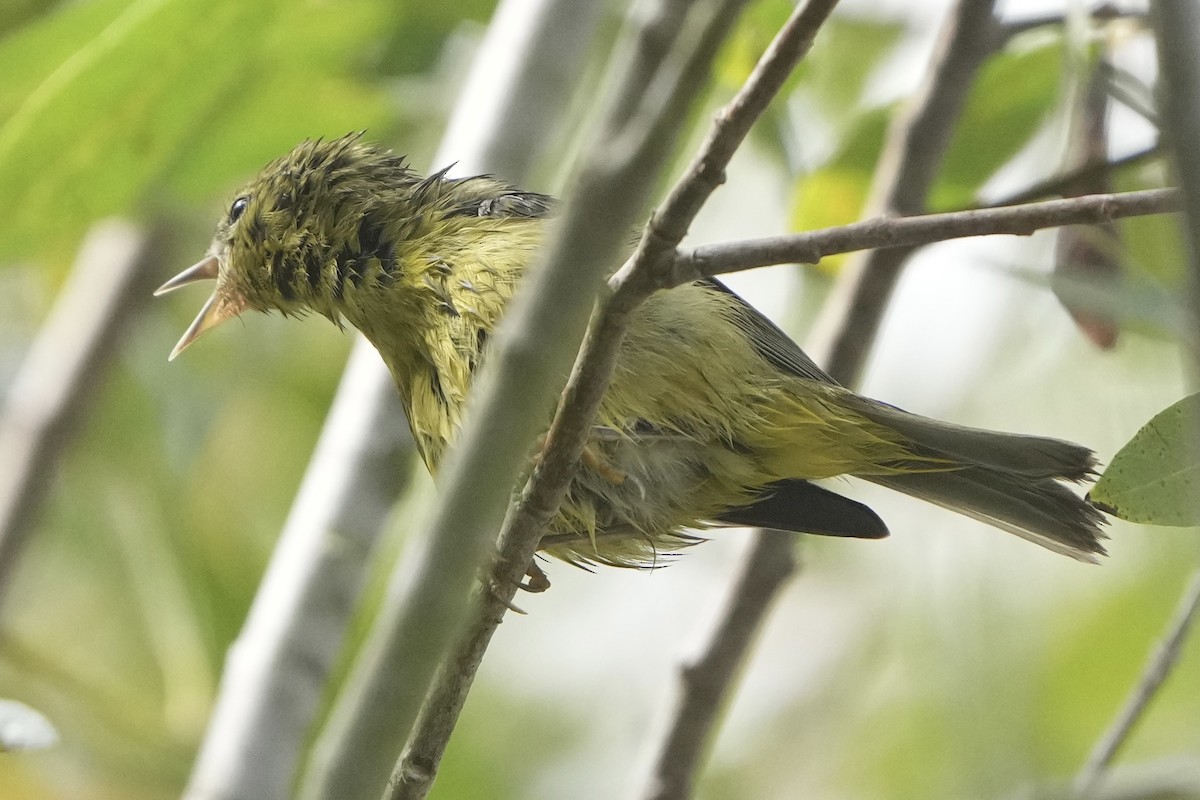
[0,0,1196,798]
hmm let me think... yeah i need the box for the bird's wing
[442,174,555,219]
[476,191,555,219]
[716,478,889,538]
[699,278,839,386]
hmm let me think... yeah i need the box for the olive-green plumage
[161,133,1107,567]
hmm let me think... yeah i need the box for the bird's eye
[229,196,249,223]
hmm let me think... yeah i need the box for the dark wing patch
[717,479,889,539]
[475,191,555,219]
[441,174,555,219]
[700,278,837,386]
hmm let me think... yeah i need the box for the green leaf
[1091,393,1200,525]
[798,16,904,123]
[0,0,396,270]
[1114,159,1188,288]
[789,106,890,270]
[931,40,1065,209]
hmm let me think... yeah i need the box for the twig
[0,220,160,607]
[642,531,798,800]
[672,188,1179,282]
[639,3,1005,797]
[293,3,610,800]
[520,3,844,799]
[384,3,763,796]
[984,144,1160,208]
[1099,60,1159,127]
[998,2,1145,45]
[1072,570,1200,798]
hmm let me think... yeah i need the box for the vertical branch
[0,220,161,605]
[1153,0,1200,359]
[638,2,1001,797]
[181,340,413,800]
[808,0,1000,385]
[641,531,797,800]
[385,2,764,798]
[293,3,615,799]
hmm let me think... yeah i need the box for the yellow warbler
[158,134,1106,568]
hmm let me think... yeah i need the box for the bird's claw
[484,559,551,616]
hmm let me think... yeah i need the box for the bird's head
[156,133,418,359]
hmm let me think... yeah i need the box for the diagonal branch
[985,144,1161,208]
[638,2,1005,797]
[809,0,1000,387]
[1072,570,1200,798]
[387,2,839,799]
[640,531,798,800]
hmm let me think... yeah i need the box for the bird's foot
[581,444,627,485]
[484,559,551,616]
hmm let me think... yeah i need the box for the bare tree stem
[1072,570,1200,798]
[295,3,608,799]
[383,1,758,798]
[388,2,841,799]
[674,188,1179,283]
[636,3,1011,798]
[0,220,161,608]
[641,531,798,800]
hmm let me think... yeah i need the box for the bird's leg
[580,445,627,485]
[481,554,552,616]
[521,560,551,593]
[531,429,627,485]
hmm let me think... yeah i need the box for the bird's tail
[853,401,1108,562]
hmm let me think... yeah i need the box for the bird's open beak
[156,255,246,360]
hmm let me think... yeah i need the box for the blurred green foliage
[0,2,1195,800]
[0,1,492,797]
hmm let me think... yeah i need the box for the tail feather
[854,399,1098,481]
[868,464,1108,563]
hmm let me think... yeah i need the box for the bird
[157,133,1107,571]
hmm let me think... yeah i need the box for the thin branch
[672,188,1179,282]
[389,2,838,798]
[1072,570,1200,798]
[182,342,413,800]
[641,531,797,800]
[630,0,844,249]
[998,2,1145,45]
[984,144,1161,208]
[1153,0,1200,361]
[638,3,1003,798]
[1099,60,1159,128]
[0,220,161,607]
